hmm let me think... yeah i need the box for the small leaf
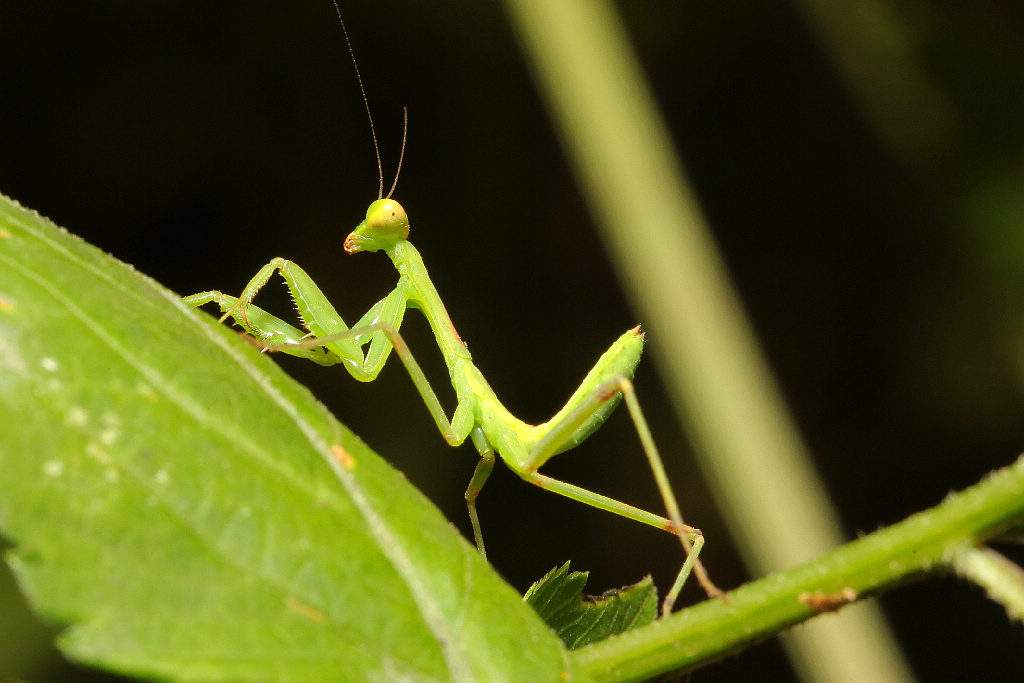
[0,194,578,681]
[524,562,656,649]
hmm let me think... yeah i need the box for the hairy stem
[572,455,1024,682]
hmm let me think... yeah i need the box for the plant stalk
[571,455,1024,682]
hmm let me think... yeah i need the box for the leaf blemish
[0,296,13,313]
[135,382,158,402]
[43,459,64,478]
[798,587,858,612]
[85,442,111,465]
[154,469,170,485]
[39,356,58,372]
[286,596,325,623]
[331,443,356,470]
[0,335,26,373]
[99,428,119,446]
[65,407,88,427]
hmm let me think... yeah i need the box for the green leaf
[0,194,579,681]
[524,563,656,650]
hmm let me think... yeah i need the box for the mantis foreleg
[187,260,474,443]
[223,257,363,359]
[183,290,341,365]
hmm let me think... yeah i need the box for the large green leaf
[0,194,577,681]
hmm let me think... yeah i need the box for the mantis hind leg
[520,374,724,613]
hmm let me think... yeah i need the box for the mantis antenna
[386,107,408,199]
[328,0,384,198]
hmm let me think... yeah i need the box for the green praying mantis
[184,3,723,616]
[184,196,722,613]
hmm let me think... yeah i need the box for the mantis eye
[365,198,410,242]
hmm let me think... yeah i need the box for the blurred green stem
[573,455,1024,681]
[794,0,958,163]
[503,1,913,680]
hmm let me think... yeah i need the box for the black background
[1,2,1023,680]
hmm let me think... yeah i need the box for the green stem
[571,455,1024,682]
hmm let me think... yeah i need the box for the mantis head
[344,198,410,254]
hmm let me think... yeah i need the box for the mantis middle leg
[278,321,492,553]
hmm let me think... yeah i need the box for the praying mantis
[184,3,722,616]
[184,195,722,613]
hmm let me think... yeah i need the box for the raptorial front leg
[520,375,724,613]
[206,261,475,446]
[184,290,339,365]
[188,257,393,372]
[227,258,364,358]
[193,264,484,544]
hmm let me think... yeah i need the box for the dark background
[2,1,1023,680]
